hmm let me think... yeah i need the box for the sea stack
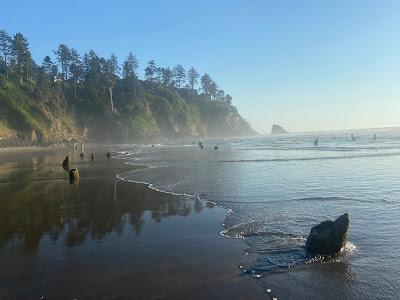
[306,213,350,255]
[271,124,289,134]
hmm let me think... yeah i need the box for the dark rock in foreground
[306,213,350,255]
[271,124,289,134]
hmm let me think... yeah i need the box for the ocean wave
[237,144,400,152]
[212,151,400,163]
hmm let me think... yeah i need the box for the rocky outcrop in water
[306,213,350,255]
[271,124,289,134]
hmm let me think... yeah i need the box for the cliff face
[88,88,256,142]
[0,80,83,146]
[0,78,256,145]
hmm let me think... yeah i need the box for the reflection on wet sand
[0,155,208,251]
[0,151,266,299]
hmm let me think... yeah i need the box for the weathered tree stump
[69,168,80,185]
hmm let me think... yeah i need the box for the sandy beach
[0,148,264,299]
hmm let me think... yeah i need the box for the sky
[2,0,400,133]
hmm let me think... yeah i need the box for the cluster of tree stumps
[61,150,112,185]
[197,141,219,150]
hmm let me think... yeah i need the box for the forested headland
[0,30,256,146]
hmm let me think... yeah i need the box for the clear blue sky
[3,0,400,133]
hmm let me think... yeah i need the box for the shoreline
[0,148,266,299]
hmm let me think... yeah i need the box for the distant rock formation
[271,124,289,134]
[306,213,350,255]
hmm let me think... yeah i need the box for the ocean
[119,127,400,299]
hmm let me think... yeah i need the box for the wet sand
[0,149,264,299]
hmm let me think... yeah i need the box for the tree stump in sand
[69,168,80,184]
[62,155,70,171]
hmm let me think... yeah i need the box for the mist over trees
[0,29,234,110]
[0,29,257,144]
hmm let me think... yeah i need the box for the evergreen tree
[104,53,119,112]
[54,44,71,81]
[83,50,103,102]
[225,94,232,104]
[187,67,199,91]
[122,52,138,79]
[69,49,83,97]
[0,30,12,78]
[201,73,212,99]
[173,64,185,88]
[42,56,54,77]
[209,81,218,100]
[161,67,173,87]
[145,59,157,83]
[11,33,34,83]
[217,89,225,101]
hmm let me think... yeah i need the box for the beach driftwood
[69,168,80,184]
[306,213,350,255]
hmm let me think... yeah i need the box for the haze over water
[120,127,400,299]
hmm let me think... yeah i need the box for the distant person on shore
[351,134,356,141]
[373,134,377,140]
[81,143,85,153]
[314,138,319,146]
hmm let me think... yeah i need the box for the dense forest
[0,30,256,145]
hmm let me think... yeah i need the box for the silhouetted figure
[62,155,70,171]
[80,152,84,159]
[198,141,203,149]
[314,138,319,146]
[106,152,111,159]
[351,134,356,141]
[373,134,377,140]
[91,153,94,161]
[200,144,204,149]
[214,145,218,150]
[152,144,154,147]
